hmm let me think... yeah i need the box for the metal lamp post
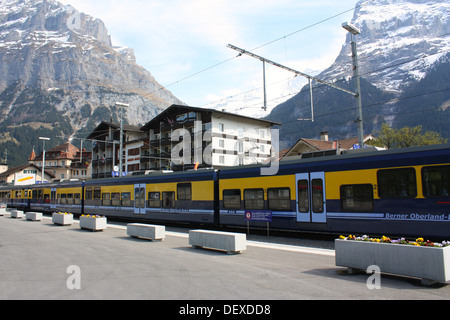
[115,102,129,177]
[342,22,364,148]
[39,137,50,183]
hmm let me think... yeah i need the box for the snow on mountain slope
[0,0,183,129]
[206,0,449,118]
[321,0,450,93]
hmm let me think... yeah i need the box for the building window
[219,155,225,164]
[219,139,224,148]
[219,123,224,132]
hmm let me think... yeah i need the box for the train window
[102,193,111,206]
[60,194,66,204]
[111,193,120,206]
[85,187,92,200]
[74,193,81,205]
[177,183,192,200]
[93,187,101,200]
[32,190,38,199]
[162,192,175,208]
[422,165,450,198]
[268,188,291,211]
[244,189,264,210]
[311,179,324,213]
[149,192,161,208]
[340,184,373,212]
[297,180,309,213]
[223,189,241,210]
[67,194,74,205]
[135,187,145,208]
[121,193,131,207]
[378,168,417,198]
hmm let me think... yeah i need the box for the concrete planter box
[189,230,247,254]
[10,210,24,219]
[0,207,6,216]
[52,213,74,226]
[26,212,42,221]
[335,239,450,284]
[79,216,107,232]
[127,223,165,241]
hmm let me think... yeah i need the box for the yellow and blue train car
[2,143,450,239]
[4,185,31,210]
[218,143,450,238]
[82,169,217,224]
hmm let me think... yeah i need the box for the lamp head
[342,22,361,35]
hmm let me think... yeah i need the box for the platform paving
[1,214,450,301]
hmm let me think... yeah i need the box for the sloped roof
[0,164,55,179]
[284,134,376,157]
[87,121,142,140]
[141,104,280,131]
[33,142,79,161]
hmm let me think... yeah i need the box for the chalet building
[29,142,91,181]
[283,131,377,158]
[0,163,55,185]
[140,105,279,172]
[87,104,279,178]
[87,122,146,179]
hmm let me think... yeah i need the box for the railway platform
[1,213,449,303]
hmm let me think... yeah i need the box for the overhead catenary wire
[119,2,367,107]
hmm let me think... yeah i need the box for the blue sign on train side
[245,210,272,222]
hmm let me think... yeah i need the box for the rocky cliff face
[0,0,183,133]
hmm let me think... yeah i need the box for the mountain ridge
[0,0,184,165]
[265,0,450,148]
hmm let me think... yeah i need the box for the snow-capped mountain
[207,0,449,119]
[0,0,182,130]
[266,0,450,147]
[321,0,450,94]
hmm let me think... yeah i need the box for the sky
[58,0,358,113]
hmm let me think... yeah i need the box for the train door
[50,188,57,209]
[134,184,146,214]
[295,172,327,223]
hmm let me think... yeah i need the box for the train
[2,143,450,239]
